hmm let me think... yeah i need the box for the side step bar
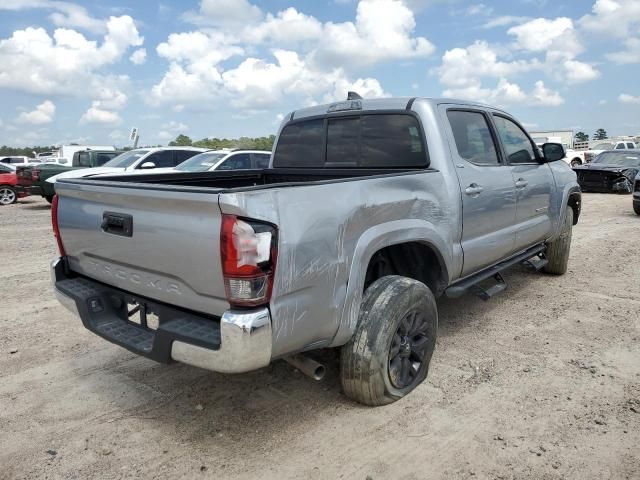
[445,244,546,299]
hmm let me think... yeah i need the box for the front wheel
[45,195,54,204]
[543,207,573,275]
[570,158,582,167]
[0,186,17,205]
[634,202,640,216]
[340,276,438,406]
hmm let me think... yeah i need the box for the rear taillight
[51,194,66,256]
[32,169,40,180]
[220,214,277,307]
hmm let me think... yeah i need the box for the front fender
[550,183,581,240]
[328,218,456,347]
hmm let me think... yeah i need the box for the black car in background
[573,150,640,193]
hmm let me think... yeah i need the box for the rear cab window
[273,113,428,168]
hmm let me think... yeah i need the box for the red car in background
[0,163,27,205]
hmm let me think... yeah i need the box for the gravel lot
[1,194,639,480]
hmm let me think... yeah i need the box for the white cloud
[80,103,121,125]
[466,3,493,16]
[129,48,146,65]
[243,8,323,47]
[619,93,640,104]
[606,37,640,64]
[508,17,575,53]
[562,59,600,83]
[185,0,262,26]
[507,17,599,85]
[482,16,530,29]
[443,78,562,107]
[16,100,56,124]
[0,16,143,96]
[433,41,538,89]
[312,0,435,69]
[161,120,189,132]
[0,1,105,32]
[531,80,564,106]
[580,0,640,39]
[149,0,424,111]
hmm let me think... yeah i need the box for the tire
[634,203,640,216]
[45,195,54,204]
[0,186,17,205]
[340,275,438,406]
[543,207,573,275]
[570,158,582,167]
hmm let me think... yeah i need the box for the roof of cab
[289,96,505,121]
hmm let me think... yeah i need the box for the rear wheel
[570,158,582,167]
[544,207,573,275]
[0,186,17,205]
[634,203,640,216]
[340,276,438,406]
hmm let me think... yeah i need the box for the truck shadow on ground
[19,201,50,210]
[84,265,547,443]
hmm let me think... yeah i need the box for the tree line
[574,128,608,143]
[168,134,275,151]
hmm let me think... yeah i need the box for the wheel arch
[329,219,452,348]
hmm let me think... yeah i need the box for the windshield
[175,152,227,172]
[591,142,613,150]
[593,152,640,167]
[103,150,150,168]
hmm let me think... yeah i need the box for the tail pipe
[284,354,326,381]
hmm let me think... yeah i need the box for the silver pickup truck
[51,97,581,406]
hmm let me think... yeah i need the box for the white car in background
[1,156,41,166]
[92,149,272,178]
[47,147,208,184]
[173,149,271,172]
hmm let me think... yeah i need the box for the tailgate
[55,180,229,316]
[16,166,34,187]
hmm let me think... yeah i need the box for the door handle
[465,183,484,195]
[515,178,528,189]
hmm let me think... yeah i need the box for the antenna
[347,91,362,100]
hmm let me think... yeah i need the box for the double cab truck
[51,97,581,405]
[17,150,122,202]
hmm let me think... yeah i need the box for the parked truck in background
[16,149,122,202]
[51,96,581,406]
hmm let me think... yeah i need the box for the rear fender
[329,219,453,347]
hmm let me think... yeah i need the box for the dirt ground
[0,193,638,480]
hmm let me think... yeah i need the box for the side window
[174,150,200,166]
[77,152,91,167]
[140,150,173,168]
[447,110,500,165]
[626,143,635,149]
[0,164,10,173]
[217,153,251,170]
[615,143,625,150]
[253,153,270,168]
[493,115,536,164]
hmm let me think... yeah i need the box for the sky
[0,0,639,147]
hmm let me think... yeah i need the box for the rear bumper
[51,258,272,373]
[15,185,43,196]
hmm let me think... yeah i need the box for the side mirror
[140,161,156,169]
[542,143,565,162]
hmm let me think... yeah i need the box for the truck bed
[75,167,426,192]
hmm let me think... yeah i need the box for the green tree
[574,131,588,142]
[169,134,193,146]
[593,128,608,140]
